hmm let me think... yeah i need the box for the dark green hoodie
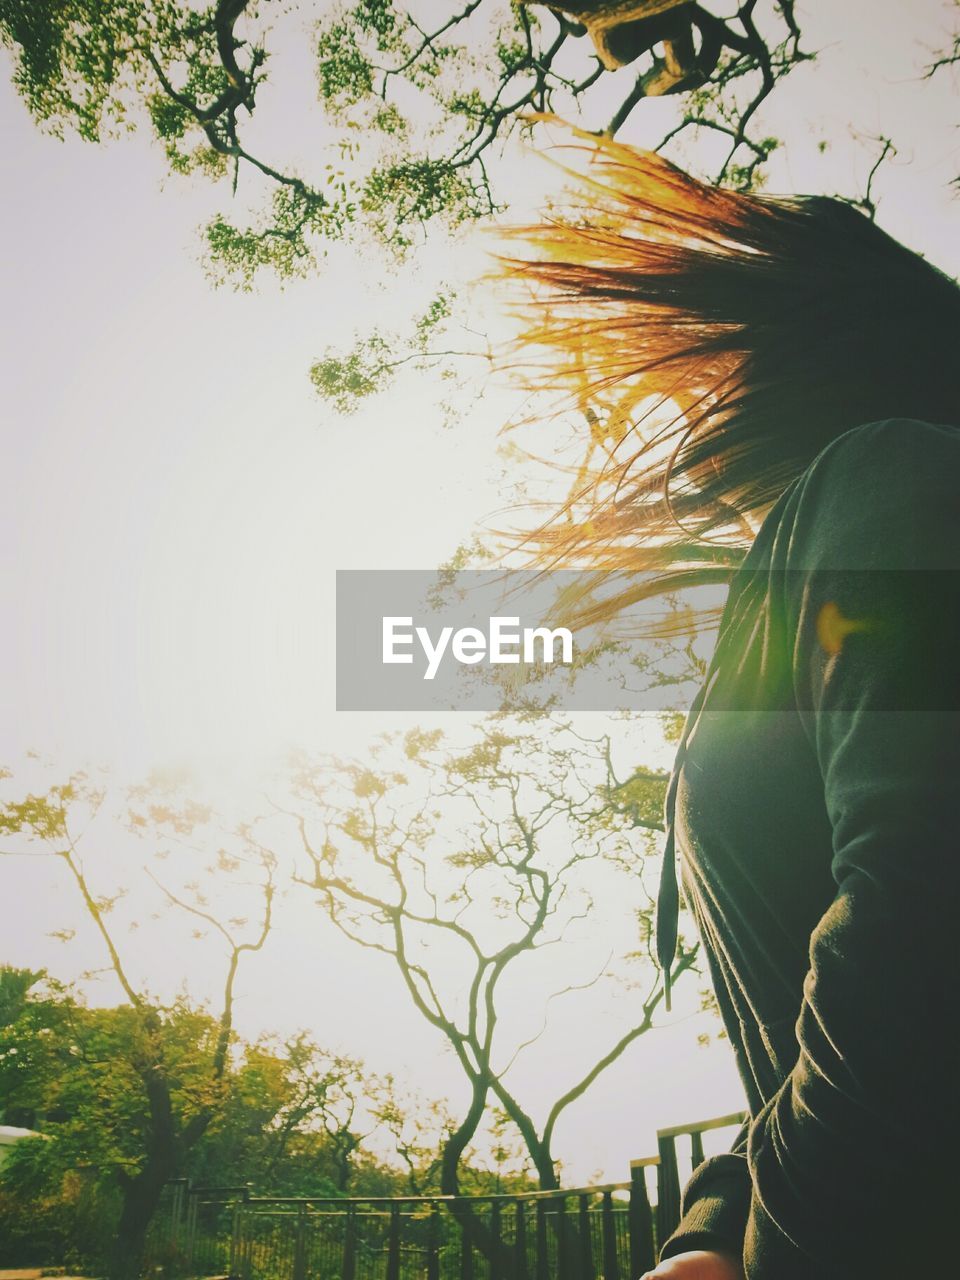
[656,418,960,1277]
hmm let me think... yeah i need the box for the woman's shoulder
[804,416,960,486]
[763,417,960,572]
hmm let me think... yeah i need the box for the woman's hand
[640,1249,745,1279]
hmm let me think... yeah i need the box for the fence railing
[640,1110,748,1247]
[148,1112,746,1280]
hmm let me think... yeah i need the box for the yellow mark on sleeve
[816,601,875,656]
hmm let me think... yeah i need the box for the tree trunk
[439,1080,518,1280]
[528,1137,559,1192]
[438,1077,487,1197]
[110,1160,174,1280]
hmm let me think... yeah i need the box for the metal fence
[147,1112,745,1280]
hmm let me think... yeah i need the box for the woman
[501,131,960,1278]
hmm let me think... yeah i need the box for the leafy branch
[0,0,812,287]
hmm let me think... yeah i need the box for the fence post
[229,1198,242,1277]
[656,1134,681,1248]
[690,1131,705,1170]
[535,1201,549,1280]
[240,1179,254,1280]
[428,1201,441,1280]
[600,1191,620,1280]
[578,1194,592,1280]
[292,1202,308,1280]
[628,1161,656,1279]
[387,1202,401,1280]
[515,1200,529,1280]
[238,1202,251,1280]
[169,1180,186,1254]
[184,1189,198,1273]
[343,1202,357,1280]
[556,1197,569,1280]
[490,1200,502,1280]
[460,1206,475,1280]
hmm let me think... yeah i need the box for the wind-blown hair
[496,126,960,630]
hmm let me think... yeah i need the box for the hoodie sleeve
[740,418,960,1277]
[658,1120,752,1262]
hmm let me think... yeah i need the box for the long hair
[495,125,960,630]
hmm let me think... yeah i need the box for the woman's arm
[741,418,960,1276]
[657,1120,751,1263]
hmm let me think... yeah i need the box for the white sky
[2,0,959,1184]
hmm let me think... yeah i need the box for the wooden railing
[641,1110,747,1247]
[150,1112,746,1280]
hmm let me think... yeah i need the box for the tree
[0,974,243,1268]
[6,1,939,428]
[0,983,124,1272]
[179,1033,395,1196]
[0,770,275,1278]
[276,718,701,1201]
[367,1074,455,1195]
[0,2,811,288]
[0,970,454,1268]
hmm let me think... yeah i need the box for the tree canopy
[0,968,504,1270]
[4,2,955,421]
[275,716,703,1196]
[0,1,816,287]
[0,771,275,1276]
